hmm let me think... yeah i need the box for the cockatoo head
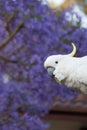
[44,43,76,77]
[44,55,63,77]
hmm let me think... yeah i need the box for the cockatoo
[44,43,87,94]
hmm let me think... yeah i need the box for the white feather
[44,55,87,94]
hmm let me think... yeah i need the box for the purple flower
[0,0,87,129]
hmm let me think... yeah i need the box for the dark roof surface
[45,94,87,121]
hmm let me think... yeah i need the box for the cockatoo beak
[47,67,55,77]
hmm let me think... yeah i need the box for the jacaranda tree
[0,0,87,129]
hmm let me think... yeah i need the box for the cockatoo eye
[55,61,58,64]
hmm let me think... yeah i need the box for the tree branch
[0,22,24,50]
[5,11,18,33]
[0,55,18,63]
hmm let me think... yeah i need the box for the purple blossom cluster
[0,0,87,129]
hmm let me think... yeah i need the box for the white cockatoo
[44,43,87,94]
